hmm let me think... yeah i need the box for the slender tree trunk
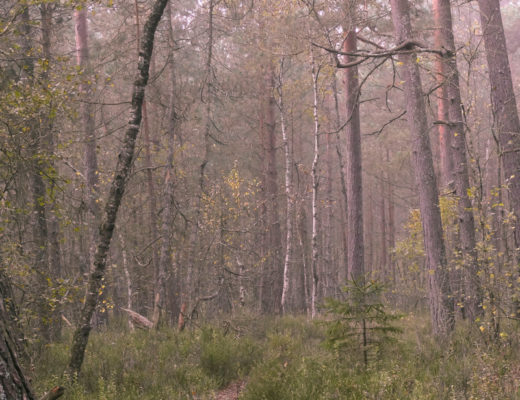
[260,65,283,314]
[186,0,216,309]
[152,2,177,328]
[323,116,334,297]
[279,62,295,314]
[74,7,100,274]
[310,52,321,318]
[118,233,134,331]
[67,0,169,377]
[477,0,520,251]
[386,149,396,284]
[380,179,387,278]
[297,207,311,315]
[200,0,214,192]
[331,75,349,282]
[435,0,482,320]
[343,31,364,283]
[390,0,454,336]
[434,1,453,190]
[22,6,52,343]
[135,0,159,294]
[40,4,63,339]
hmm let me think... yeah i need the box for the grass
[30,312,520,399]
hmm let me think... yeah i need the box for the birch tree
[279,60,295,314]
[310,51,321,318]
[67,0,169,377]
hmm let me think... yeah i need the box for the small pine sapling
[322,280,402,367]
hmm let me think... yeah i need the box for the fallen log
[120,308,153,329]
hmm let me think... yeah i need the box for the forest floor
[30,312,520,399]
[214,380,246,400]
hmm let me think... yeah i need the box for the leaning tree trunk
[67,0,169,378]
[390,0,454,336]
[434,0,482,321]
[477,0,520,251]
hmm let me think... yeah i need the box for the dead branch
[39,386,65,400]
[312,39,452,63]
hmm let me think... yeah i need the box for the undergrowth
[30,312,520,399]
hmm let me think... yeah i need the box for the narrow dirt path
[214,380,246,400]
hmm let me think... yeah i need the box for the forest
[1,0,520,398]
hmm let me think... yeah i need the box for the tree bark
[386,149,396,284]
[477,0,520,251]
[433,0,453,190]
[343,31,364,284]
[390,0,454,336]
[0,266,35,400]
[74,7,101,274]
[152,2,177,328]
[259,65,283,314]
[310,52,320,318]
[67,0,169,378]
[279,62,295,314]
[40,3,63,341]
[434,0,481,320]
[331,74,349,283]
[21,5,52,343]
[135,0,159,296]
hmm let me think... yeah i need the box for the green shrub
[322,280,402,367]
[199,326,260,388]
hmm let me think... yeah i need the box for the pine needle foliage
[322,280,403,367]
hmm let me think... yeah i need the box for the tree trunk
[21,5,52,343]
[310,52,321,318]
[477,0,520,251]
[279,62,295,314]
[67,0,169,378]
[390,0,454,336]
[39,3,64,341]
[332,74,349,283]
[0,282,35,399]
[135,0,159,298]
[433,0,453,190]
[152,2,177,328]
[434,0,482,320]
[343,31,364,283]
[119,233,134,331]
[260,65,283,314]
[380,178,387,278]
[386,149,396,284]
[74,7,101,274]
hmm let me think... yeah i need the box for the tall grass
[30,313,519,399]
